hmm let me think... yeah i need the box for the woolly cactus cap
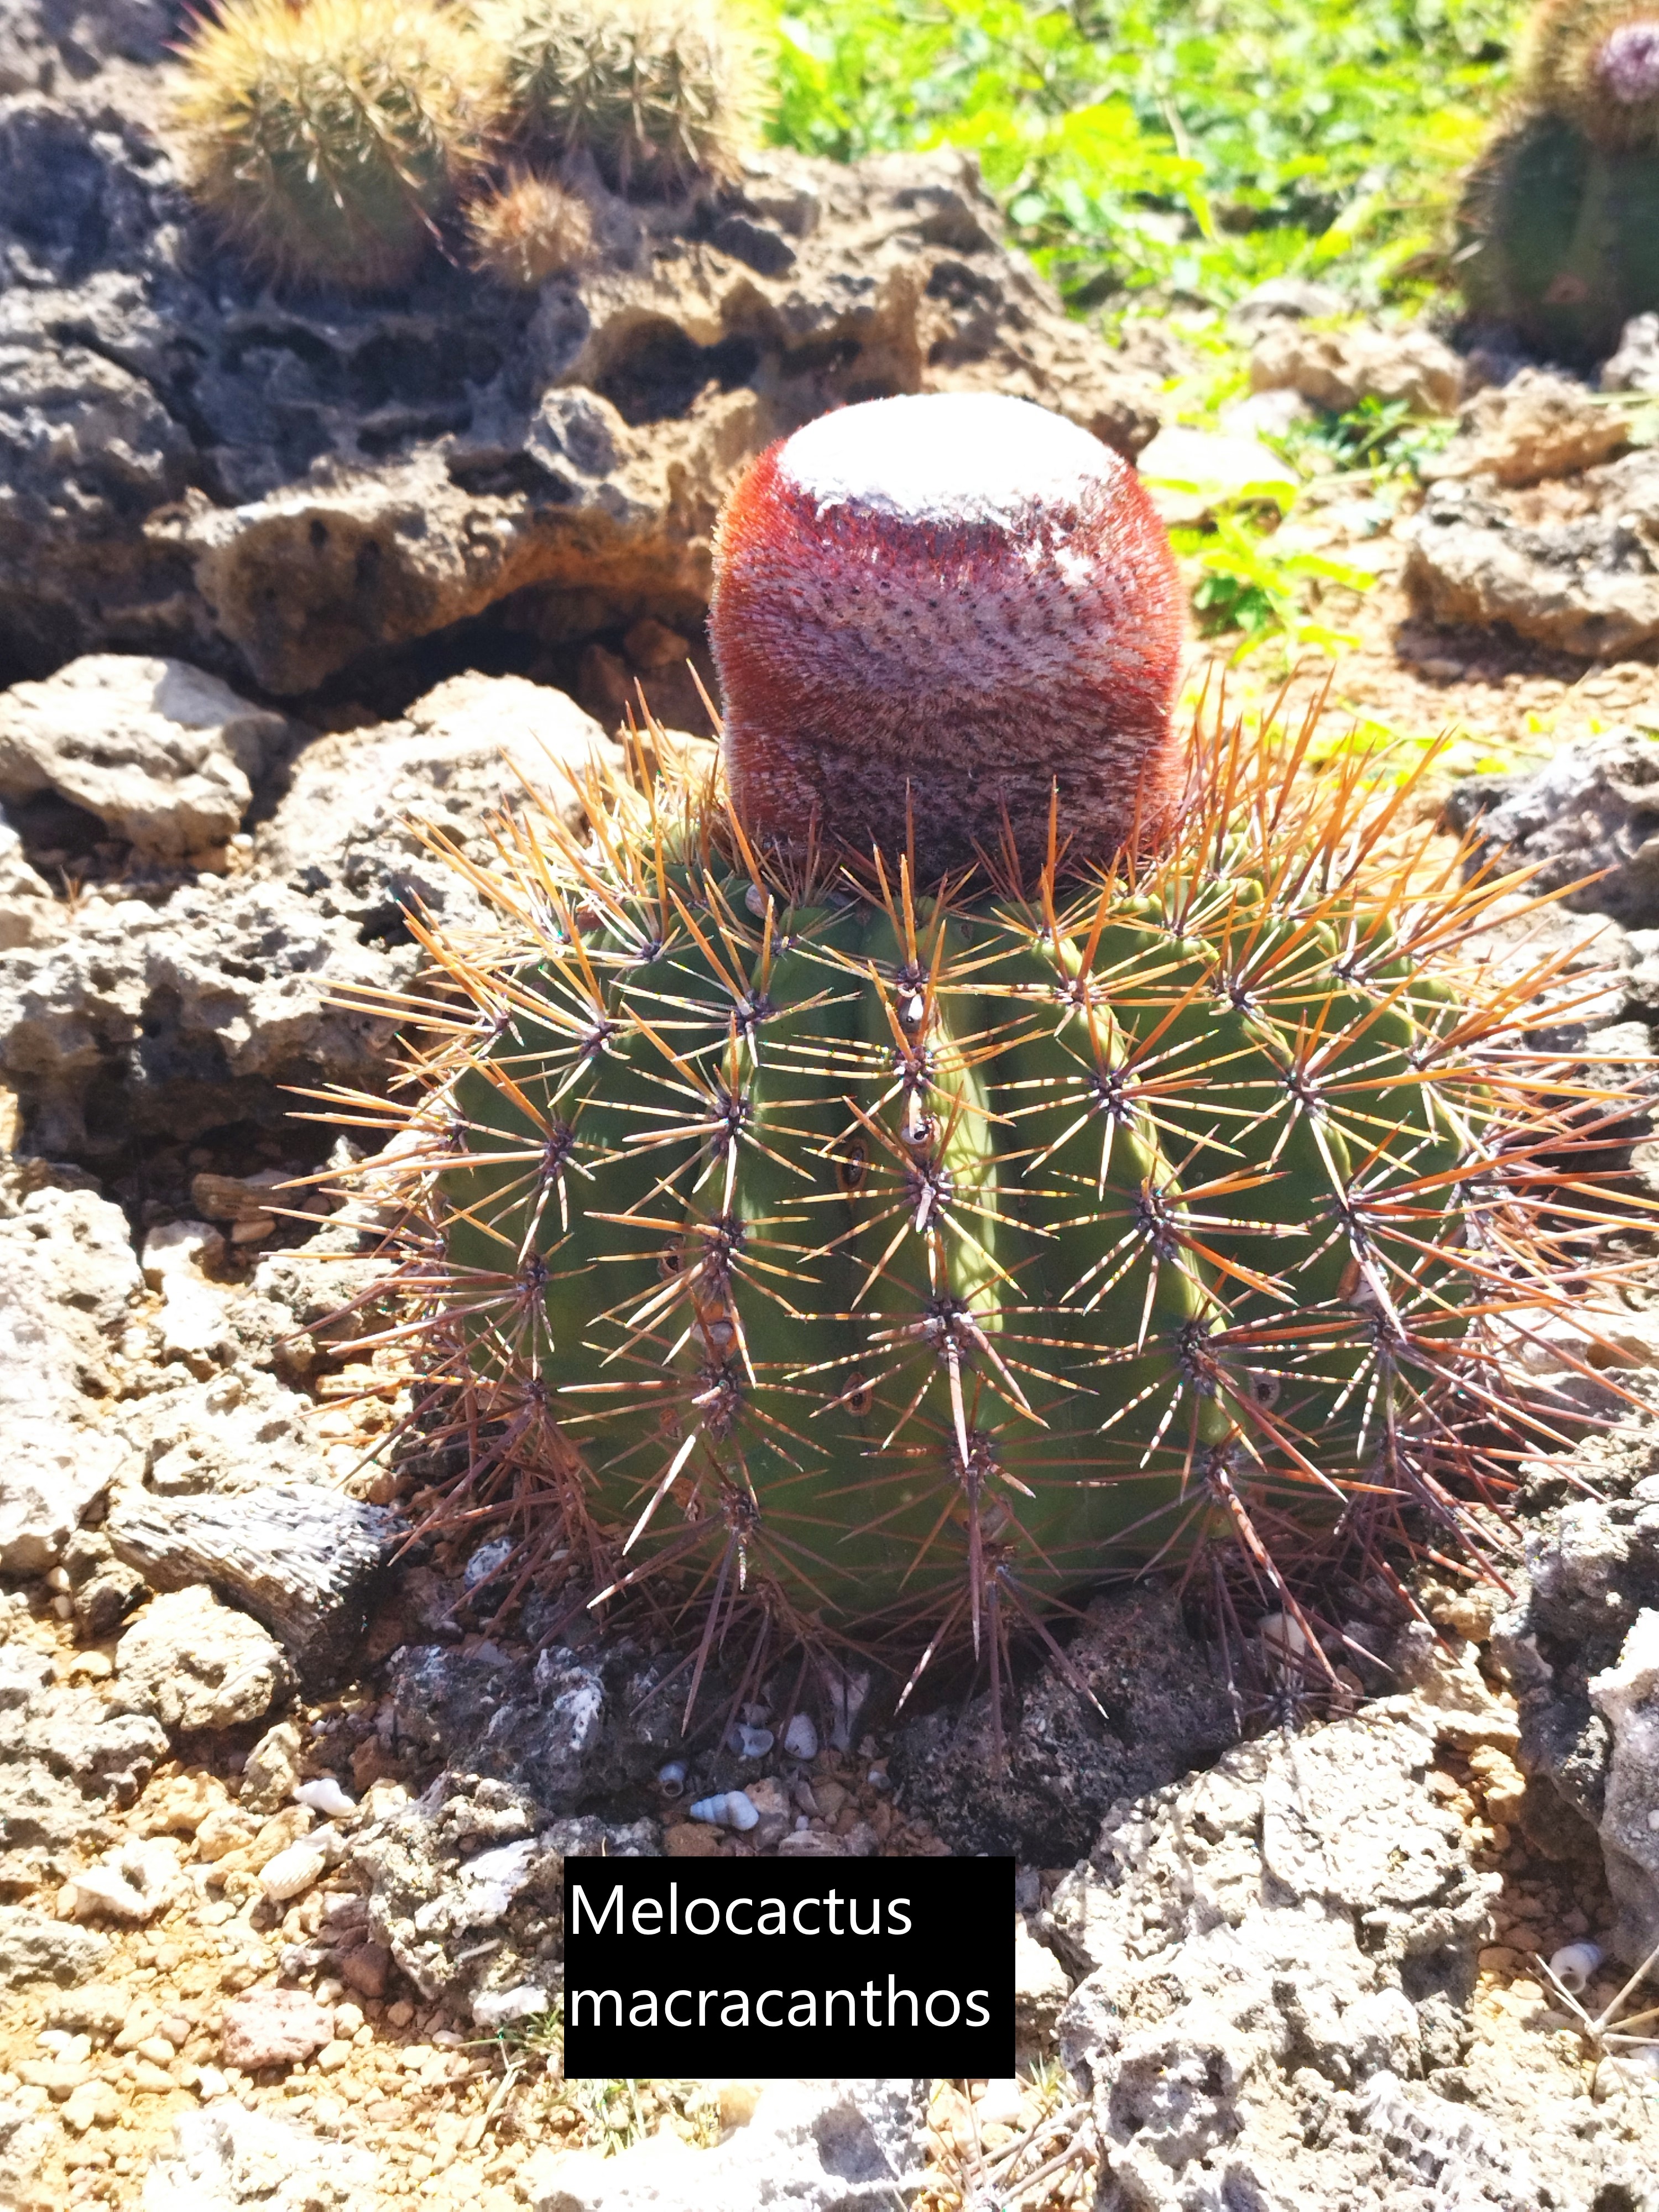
[1525,0,1659,148]
[709,392,1185,880]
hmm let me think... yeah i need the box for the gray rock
[257,673,620,938]
[0,1652,168,1864]
[0,1173,140,1571]
[523,2078,926,2212]
[1489,1400,1659,1890]
[1603,312,1659,396]
[893,1583,1235,1863]
[384,1634,715,1815]
[1423,367,1632,489]
[0,872,412,1157]
[0,815,64,951]
[1250,319,1464,416]
[0,2100,55,2212]
[113,1586,294,1734]
[0,656,288,860]
[1451,731,1659,929]
[105,1484,403,1682]
[1588,1608,1659,1962]
[142,2103,380,2211]
[1045,1711,1659,2208]
[0,1903,110,1988]
[1405,452,1659,660]
[0,1,178,95]
[350,1772,657,2013]
[60,1526,147,1640]
[117,1364,331,1497]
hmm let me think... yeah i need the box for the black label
[562,1856,1014,2076]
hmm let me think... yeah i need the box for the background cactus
[476,0,750,196]
[174,0,496,289]
[467,168,595,286]
[1458,2,1659,362]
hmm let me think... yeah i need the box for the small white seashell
[656,1760,688,1798]
[783,1713,818,1760]
[1258,1612,1309,1667]
[294,1777,356,1818]
[1550,1941,1603,1993]
[690,1790,760,1832]
[728,1724,774,1759]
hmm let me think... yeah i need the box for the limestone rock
[351,1776,656,2013]
[66,1833,181,1923]
[1449,731,1659,929]
[257,673,621,938]
[1250,319,1464,416]
[0,874,412,1157]
[0,1174,140,1571]
[105,1485,402,1681]
[113,1587,294,1734]
[0,656,288,860]
[1603,312,1659,396]
[523,2079,926,2212]
[1134,424,1298,525]
[1590,1608,1659,1960]
[1042,1713,1659,2206]
[143,2102,380,2209]
[1425,367,1632,489]
[1405,451,1659,660]
[1489,1400,1659,1895]
[0,815,64,951]
[0,1905,110,1989]
[218,1989,333,2071]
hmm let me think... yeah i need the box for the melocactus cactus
[175,0,496,289]
[1458,0,1659,362]
[333,394,1635,1707]
[476,0,749,196]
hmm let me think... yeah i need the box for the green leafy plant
[1168,497,1378,660]
[765,0,1516,306]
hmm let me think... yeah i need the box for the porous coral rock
[0,655,288,860]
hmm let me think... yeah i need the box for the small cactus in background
[467,168,594,286]
[326,394,1637,1720]
[477,0,750,196]
[174,0,496,289]
[1458,1,1659,363]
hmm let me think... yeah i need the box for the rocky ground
[10,6,1659,2211]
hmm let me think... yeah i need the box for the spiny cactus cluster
[173,0,496,289]
[478,0,750,197]
[1459,0,1659,362]
[174,0,749,291]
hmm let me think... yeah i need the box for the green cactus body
[1460,112,1659,363]
[478,0,747,196]
[426,831,1480,1633]
[175,0,494,290]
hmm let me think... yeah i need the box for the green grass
[763,0,1522,310]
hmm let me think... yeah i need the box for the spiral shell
[783,1714,819,1760]
[690,1790,759,1832]
[656,1760,688,1799]
[1550,1940,1603,1992]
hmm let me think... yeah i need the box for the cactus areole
[711,394,1185,881]
[349,393,1627,1700]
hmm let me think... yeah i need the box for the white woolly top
[778,392,1113,525]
